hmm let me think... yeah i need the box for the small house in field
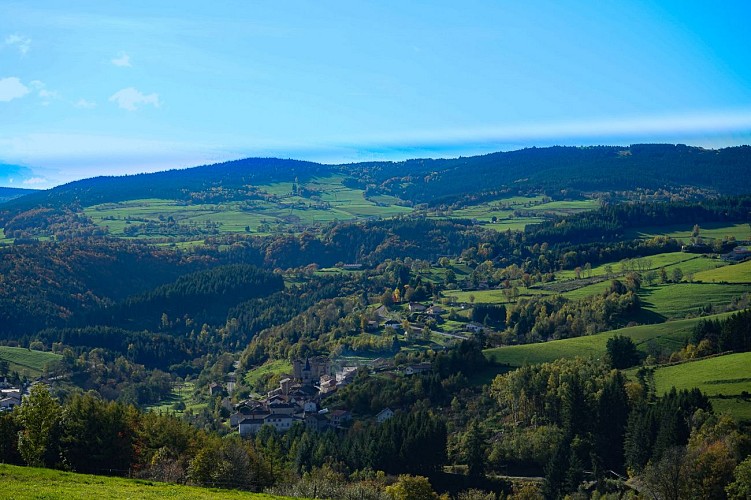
[465,322,484,333]
[724,246,751,262]
[409,302,427,313]
[0,392,21,411]
[426,305,445,316]
[383,319,401,330]
[376,407,394,423]
[404,363,432,376]
[374,305,390,318]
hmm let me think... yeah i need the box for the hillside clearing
[0,346,61,377]
[694,259,751,283]
[649,352,751,421]
[483,312,733,369]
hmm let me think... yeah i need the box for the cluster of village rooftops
[0,382,22,412]
[215,357,435,436]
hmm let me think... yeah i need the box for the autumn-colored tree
[385,475,439,500]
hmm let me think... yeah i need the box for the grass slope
[638,283,751,319]
[650,352,751,421]
[0,346,61,376]
[627,222,751,242]
[694,259,751,283]
[483,312,733,368]
[244,359,293,388]
[84,175,412,241]
[0,464,288,499]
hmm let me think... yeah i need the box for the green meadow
[244,359,293,388]
[0,346,61,377]
[555,252,725,281]
[650,352,751,421]
[443,287,552,305]
[638,283,751,318]
[0,464,288,500]
[627,222,751,242]
[83,175,412,241]
[483,312,733,369]
[144,382,207,415]
[427,195,596,231]
[694,259,751,283]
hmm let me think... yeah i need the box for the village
[214,301,487,437]
[0,381,24,413]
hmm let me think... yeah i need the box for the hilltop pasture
[0,346,61,377]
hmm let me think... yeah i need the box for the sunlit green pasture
[0,346,61,377]
[694,259,751,283]
[83,175,412,241]
[650,352,751,421]
[527,199,599,213]
[244,359,293,387]
[483,312,733,369]
[427,195,595,232]
[443,287,552,304]
[555,252,725,281]
[144,382,205,415]
[560,280,614,301]
[627,222,751,242]
[638,283,751,318]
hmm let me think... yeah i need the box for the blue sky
[1,1,750,188]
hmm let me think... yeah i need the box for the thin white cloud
[27,80,59,104]
[0,77,30,102]
[4,34,31,55]
[111,52,132,67]
[75,98,96,109]
[39,89,59,99]
[22,177,48,185]
[353,109,751,146]
[109,87,160,111]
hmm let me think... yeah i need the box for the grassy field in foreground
[0,464,287,500]
[0,346,61,377]
[650,352,751,421]
[483,312,733,368]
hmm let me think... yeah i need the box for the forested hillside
[0,187,36,203]
[1,145,751,499]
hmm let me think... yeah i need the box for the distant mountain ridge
[0,186,37,204]
[1,144,750,219]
